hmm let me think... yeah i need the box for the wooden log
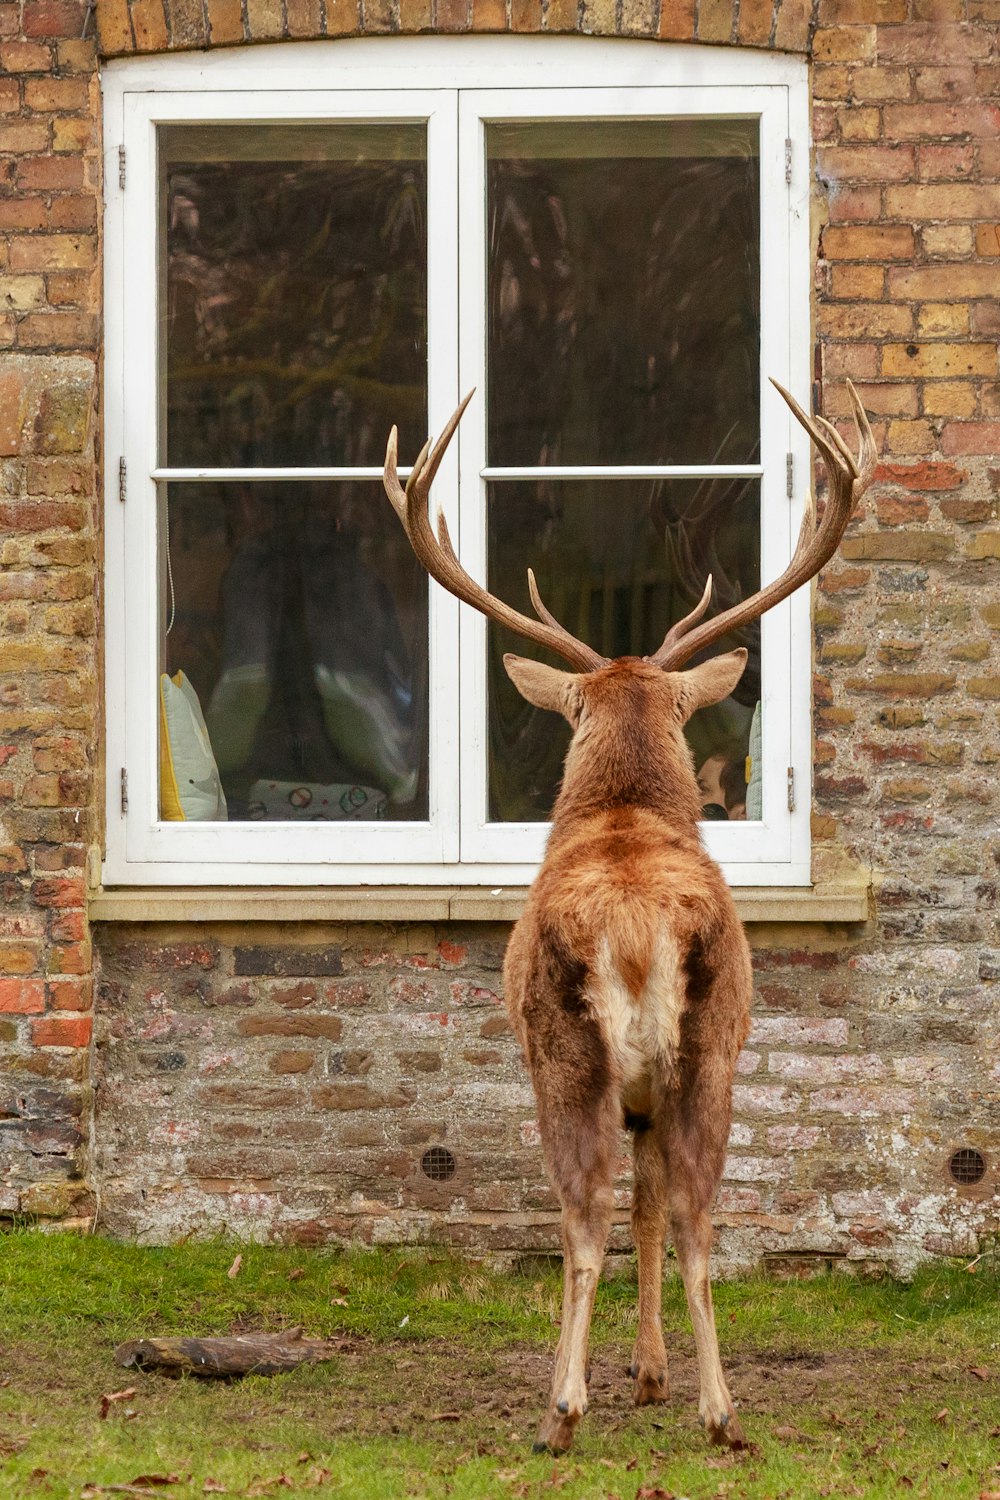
[114,1326,335,1377]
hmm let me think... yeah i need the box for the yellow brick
[916,303,970,336]
[921,225,974,259]
[881,343,997,378]
[923,381,977,417]
[830,264,885,300]
[815,25,874,60]
[887,419,936,454]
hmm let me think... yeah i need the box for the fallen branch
[114,1328,336,1378]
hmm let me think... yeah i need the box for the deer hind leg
[665,1117,745,1448]
[532,1085,618,1454]
[629,1120,670,1407]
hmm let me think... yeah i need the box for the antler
[383,392,608,673]
[649,378,877,671]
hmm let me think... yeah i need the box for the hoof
[705,1409,746,1450]
[632,1366,670,1408]
[534,1404,582,1455]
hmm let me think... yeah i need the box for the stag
[383,381,876,1455]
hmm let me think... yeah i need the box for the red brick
[941,422,1000,455]
[31,1014,92,1047]
[17,155,83,190]
[0,978,45,1012]
[883,102,1000,139]
[817,146,915,182]
[875,461,967,491]
[47,977,92,1011]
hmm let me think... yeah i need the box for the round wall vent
[948,1147,986,1186]
[421,1146,457,1182]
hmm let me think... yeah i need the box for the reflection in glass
[487,119,759,467]
[159,483,428,822]
[160,124,427,468]
[487,478,760,822]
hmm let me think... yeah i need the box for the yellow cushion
[159,671,228,822]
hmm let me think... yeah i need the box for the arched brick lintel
[95,0,813,61]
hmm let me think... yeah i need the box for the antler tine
[382,393,609,674]
[648,573,714,667]
[653,379,877,673]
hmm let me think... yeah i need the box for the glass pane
[160,124,427,468]
[487,478,760,823]
[158,482,428,822]
[487,120,759,467]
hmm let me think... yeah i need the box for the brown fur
[502,652,753,1454]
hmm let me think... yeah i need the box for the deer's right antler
[383,391,608,673]
[649,378,877,671]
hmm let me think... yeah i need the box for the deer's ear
[674,648,748,722]
[503,655,585,725]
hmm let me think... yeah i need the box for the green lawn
[1,1232,998,1499]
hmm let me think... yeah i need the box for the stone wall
[1,0,999,1268]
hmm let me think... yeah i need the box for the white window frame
[102,36,811,889]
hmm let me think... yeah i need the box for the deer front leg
[535,1183,614,1455]
[629,1125,670,1407]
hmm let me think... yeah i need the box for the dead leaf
[773,1425,802,1441]
[897,1478,914,1491]
[636,1488,675,1499]
[227,1253,242,1279]
[287,1268,305,1281]
[971,1367,991,1382]
[100,1387,138,1420]
[304,1470,331,1489]
[933,1408,949,1423]
[126,1479,184,1490]
[330,1297,348,1306]
[429,1412,461,1422]
[202,1484,227,1495]
[625,1456,638,1471]
[979,1491,1000,1499]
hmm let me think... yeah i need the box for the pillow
[159,671,228,822]
[247,779,388,822]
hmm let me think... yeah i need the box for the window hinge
[784,138,792,186]
[120,767,129,815]
[118,144,126,191]
[786,451,793,499]
[118,455,126,503]
[786,766,795,813]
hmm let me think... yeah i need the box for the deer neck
[549,706,703,837]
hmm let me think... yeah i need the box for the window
[103,38,810,887]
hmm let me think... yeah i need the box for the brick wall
[0,0,99,1225]
[92,916,995,1271]
[3,0,999,1267]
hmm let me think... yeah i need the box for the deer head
[383,381,876,822]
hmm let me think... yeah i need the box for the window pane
[160,124,427,468]
[487,119,759,467]
[158,482,428,822]
[487,478,760,822]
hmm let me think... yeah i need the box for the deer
[382,379,877,1456]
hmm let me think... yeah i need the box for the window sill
[88,883,870,925]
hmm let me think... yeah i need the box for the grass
[1,1231,998,1499]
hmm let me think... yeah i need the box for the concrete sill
[89,883,870,925]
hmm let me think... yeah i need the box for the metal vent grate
[421,1146,457,1182]
[949,1147,986,1186]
